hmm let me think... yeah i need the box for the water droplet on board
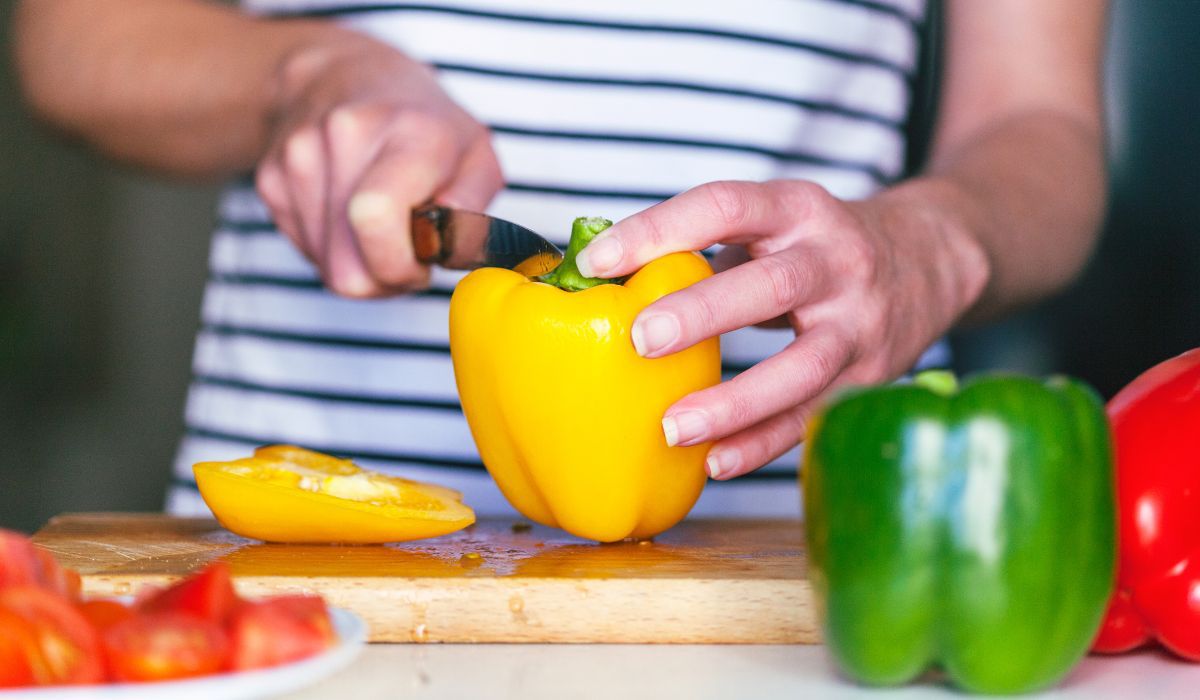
[508,595,530,626]
[459,552,483,568]
[410,603,429,642]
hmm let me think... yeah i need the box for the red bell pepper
[1092,348,1200,659]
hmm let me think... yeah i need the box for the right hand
[255,34,502,297]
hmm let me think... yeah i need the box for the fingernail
[632,314,679,357]
[706,448,740,480]
[576,237,622,278]
[662,410,709,447]
[348,191,395,230]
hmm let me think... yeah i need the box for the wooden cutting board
[33,513,815,644]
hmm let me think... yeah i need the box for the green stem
[538,217,624,291]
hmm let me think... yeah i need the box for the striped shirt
[167,0,945,519]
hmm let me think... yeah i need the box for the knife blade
[411,203,563,277]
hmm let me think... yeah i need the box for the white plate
[1,607,367,700]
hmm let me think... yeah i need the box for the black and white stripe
[171,0,930,518]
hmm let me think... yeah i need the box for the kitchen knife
[411,203,563,277]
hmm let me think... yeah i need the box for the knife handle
[411,203,452,265]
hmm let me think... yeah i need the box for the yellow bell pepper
[449,217,720,542]
[193,445,475,543]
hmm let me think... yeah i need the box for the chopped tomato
[77,600,136,681]
[3,529,340,686]
[0,530,42,589]
[138,562,239,624]
[0,531,81,599]
[33,550,81,600]
[0,586,104,685]
[103,613,229,682]
[77,600,135,632]
[229,596,336,670]
[0,609,38,688]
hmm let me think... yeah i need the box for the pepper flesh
[193,445,475,543]
[1091,348,1200,660]
[804,374,1116,694]
[450,218,720,542]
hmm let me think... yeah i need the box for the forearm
[877,109,1106,324]
[13,0,364,178]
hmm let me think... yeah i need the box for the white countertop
[284,644,1200,699]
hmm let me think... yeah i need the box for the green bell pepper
[803,372,1116,694]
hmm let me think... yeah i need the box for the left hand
[575,179,989,480]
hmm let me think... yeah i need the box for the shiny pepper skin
[449,218,720,542]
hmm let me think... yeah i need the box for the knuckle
[703,181,752,229]
[283,127,321,173]
[831,331,858,367]
[776,405,812,445]
[683,289,722,339]
[792,338,839,389]
[839,232,878,282]
[783,179,832,214]
[721,378,760,428]
[323,104,373,145]
[638,208,671,251]
[757,255,806,311]
[349,197,400,240]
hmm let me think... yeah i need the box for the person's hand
[574,180,989,479]
[255,35,502,297]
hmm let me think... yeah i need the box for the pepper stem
[538,217,624,291]
[913,370,960,396]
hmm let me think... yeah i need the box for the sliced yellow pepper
[450,217,721,542]
[193,445,475,543]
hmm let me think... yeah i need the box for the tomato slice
[102,613,229,682]
[0,609,38,688]
[138,562,239,624]
[77,600,136,633]
[0,586,104,685]
[77,600,137,682]
[0,530,42,590]
[229,596,336,670]
[1,530,82,600]
[32,550,81,600]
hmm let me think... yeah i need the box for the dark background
[2,1,1198,533]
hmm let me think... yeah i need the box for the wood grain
[33,513,817,644]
